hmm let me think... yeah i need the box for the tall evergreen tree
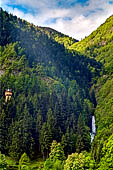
[40,122,53,160]
[76,113,91,153]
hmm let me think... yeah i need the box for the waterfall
[91,116,96,142]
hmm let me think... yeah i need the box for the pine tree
[36,109,43,152]
[76,113,91,153]
[49,140,66,162]
[0,110,7,152]
[43,140,65,170]
[47,108,56,139]
[61,128,76,156]
[40,122,52,160]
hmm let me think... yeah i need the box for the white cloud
[1,0,113,40]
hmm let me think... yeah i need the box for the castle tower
[5,89,12,102]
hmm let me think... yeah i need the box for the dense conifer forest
[0,8,113,169]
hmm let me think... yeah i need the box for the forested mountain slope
[0,8,100,162]
[70,15,113,169]
[0,8,113,170]
[70,15,113,75]
[39,27,78,48]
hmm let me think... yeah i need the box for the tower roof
[5,89,12,96]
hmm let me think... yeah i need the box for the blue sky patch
[57,0,88,8]
[84,8,104,17]
[1,0,113,40]
[76,0,88,4]
[84,10,96,17]
[76,0,89,6]
[63,17,72,21]
[109,1,113,4]
[44,18,59,25]
[57,1,76,8]
[7,4,36,14]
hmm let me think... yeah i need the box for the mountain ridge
[0,8,113,170]
[69,13,113,167]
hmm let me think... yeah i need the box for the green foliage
[43,159,53,170]
[61,129,77,156]
[18,153,30,170]
[1,8,113,170]
[49,140,66,162]
[0,153,9,170]
[91,77,113,163]
[43,141,65,170]
[68,13,113,168]
[53,160,64,170]
[70,15,113,76]
[40,123,53,159]
[76,113,91,153]
[64,152,95,170]
[64,152,85,170]
[39,27,78,48]
[97,134,113,170]
[83,151,95,170]
[0,8,93,161]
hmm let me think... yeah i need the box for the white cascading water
[91,116,96,142]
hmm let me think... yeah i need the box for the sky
[0,0,113,40]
